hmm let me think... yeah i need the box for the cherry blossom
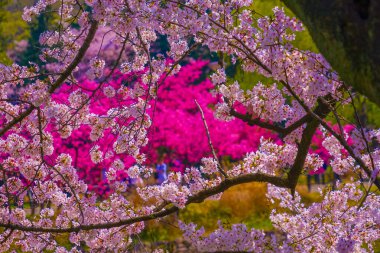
[0,1,378,251]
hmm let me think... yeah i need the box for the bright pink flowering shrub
[50,60,275,194]
[49,70,138,195]
[49,59,356,195]
[145,60,275,163]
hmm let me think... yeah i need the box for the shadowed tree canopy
[283,0,380,106]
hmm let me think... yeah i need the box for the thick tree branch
[281,80,380,190]
[230,109,311,137]
[287,99,331,194]
[0,173,288,233]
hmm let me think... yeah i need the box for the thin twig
[195,99,228,178]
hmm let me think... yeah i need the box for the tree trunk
[283,0,380,106]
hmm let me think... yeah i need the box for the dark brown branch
[0,229,14,244]
[0,21,99,138]
[48,21,98,93]
[287,99,331,194]
[281,80,380,190]
[230,109,311,137]
[0,106,35,138]
[343,85,376,172]
[0,173,288,233]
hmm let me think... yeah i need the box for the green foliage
[0,0,30,65]
[18,10,55,66]
[180,201,234,231]
[139,218,182,242]
[252,0,318,52]
[225,0,318,90]
[324,94,380,129]
[362,98,380,128]
[179,182,273,232]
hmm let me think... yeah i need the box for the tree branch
[230,109,311,137]
[281,80,380,190]
[0,21,98,138]
[0,173,288,233]
[287,99,331,194]
[195,99,228,178]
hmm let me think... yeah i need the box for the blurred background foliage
[0,0,30,64]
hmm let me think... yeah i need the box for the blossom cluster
[180,183,380,252]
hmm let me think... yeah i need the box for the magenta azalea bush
[50,60,348,196]
[50,60,275,195]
